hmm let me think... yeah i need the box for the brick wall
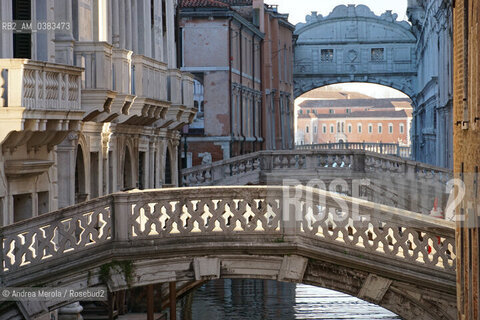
[453,0,480,319]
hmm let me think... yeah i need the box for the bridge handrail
[0,186,456,281]
[296,142,411,159]
[181,149,452,187]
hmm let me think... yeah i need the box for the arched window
[348,124,352,133]
[330,125,334,133]
[378,123,382,133]
[358,124,362,133]
[123,147,133,190]
[75,145,86,204]
[388,123,393,134]
[322,125,327,133]
[368,124,373,133]
[165,148,172,185]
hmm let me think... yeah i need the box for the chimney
[253,0,265,32]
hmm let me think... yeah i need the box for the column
[165,0,176,67]
[112,0,120,46]
[57,134,77,209]
[131,0,138,52]
[125,0,132,50]
[54,0,74,64]
[119,0,126,49]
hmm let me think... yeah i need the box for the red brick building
[296,90,413,145]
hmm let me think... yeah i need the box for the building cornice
[180,9,265,38]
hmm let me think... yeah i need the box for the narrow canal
[176,279,400,319]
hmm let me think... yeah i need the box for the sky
[267,0,410,99]
[266,0,409,25]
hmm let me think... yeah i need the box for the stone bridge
[181,149,453,216]
[294,4,417,98]
[1,186,456,320]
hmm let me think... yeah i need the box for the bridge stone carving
[1,187,456,320]
[294,5,417,98]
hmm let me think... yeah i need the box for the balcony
[74,42,117,122]
[121,55,169,125]
[0,59,84,149]
[156,70,196,130]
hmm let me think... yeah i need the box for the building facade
[452,0,480,319]
[0,0,195,226]
[179,0,294,167]
[408,0,454,168]
[296,90,412,145]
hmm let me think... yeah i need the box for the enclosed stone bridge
[293,4,417,98]
[1,186,456,320]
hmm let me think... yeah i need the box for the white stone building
[0,0,195,226]
[408,0,454,168]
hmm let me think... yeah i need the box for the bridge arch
[294,5,417,99]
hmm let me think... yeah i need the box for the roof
[298,110,409,119]
[300,90,373,100]
[180,0,230,8]
[299,98,412,109]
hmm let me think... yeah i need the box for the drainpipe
[239,25,245,155]
[252,33,258,152]
[228,17,233,158]
[259,35,264,150]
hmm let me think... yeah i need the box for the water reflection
[177,279,400,320]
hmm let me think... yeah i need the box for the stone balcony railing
[181,150,453,215]
[132,55,168,101]
[297,142,412,159]
[0,59,84,145]
[0,59,82,111]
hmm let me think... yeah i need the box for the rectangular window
[400,124,405,134]
[14,193,32,222]
[90,152,99,199]
[314,126,317,133]
[306,126,309,133]
[138,152,146,190]
[346,108,351,114]
[371,48,385,61]
[329,109,335,114]
[13,0,32,58]
[321,49,334,62]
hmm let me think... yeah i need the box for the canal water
[176,279,401,319]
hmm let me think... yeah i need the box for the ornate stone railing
[0,187,456,281]
[181,150,453,215]
[181,149,450,187]
[0,59,82,110]
[297,142,412,159]
[132,55,168,101]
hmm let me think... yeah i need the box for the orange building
[296,90,412,145]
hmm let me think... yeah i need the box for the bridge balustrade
[297,142,412,159]
[0,186,455,287]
